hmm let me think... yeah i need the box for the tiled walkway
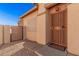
[0,40,67,56]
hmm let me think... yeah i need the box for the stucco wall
[36,4,47,45]
[4,26,10,43]
[0,26,3,45]
[22,10,37,42]
[38,4,46,14]
[22,4,47,45]
[46,12,52,44]
[67,4,79,55]
[37,14,46,45]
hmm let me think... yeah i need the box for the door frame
[46,3,68,49]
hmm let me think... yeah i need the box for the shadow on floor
[11,47,37,56]
[11,40,41,56]
[0,40,67,56]
[0,40,37,56]
[0,40,24,50]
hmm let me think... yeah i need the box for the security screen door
[51,9,67,48]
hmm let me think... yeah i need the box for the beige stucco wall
[67,4,79,55]
[0,26,3,45]
[36,4,47,45]
[22,10,37,42]
[38,4,46,14]
[21,4,48,45]
[37,14,46,45]
[46,12,52,44]
[4,26,10,44]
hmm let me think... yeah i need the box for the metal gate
[11,26,23,42]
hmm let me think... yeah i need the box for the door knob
[54,26,61,30]
[62,26,65,28]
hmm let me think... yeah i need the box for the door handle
[62,26,65,28]
[54,26,61,30]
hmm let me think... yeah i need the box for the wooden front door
[51,8,67,48]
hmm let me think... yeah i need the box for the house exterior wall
[67,4,79,55]
[20,3,79,55]
[22,10,37,42]
[36,4,47,45]
[46,10,52,44]
[37,14,47,45]
[20,4,47,45]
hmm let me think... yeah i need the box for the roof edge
[45,3,58,8]
[20,6,38,18]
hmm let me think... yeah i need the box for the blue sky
[0,3,34,25]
